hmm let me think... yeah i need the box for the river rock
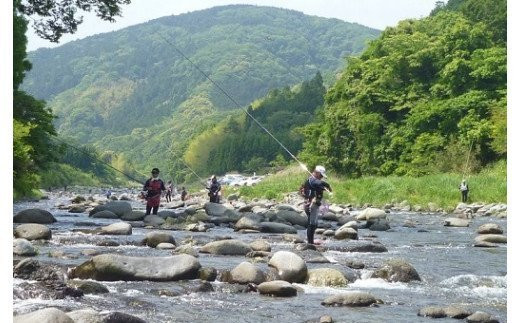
[322,229,335,236]
[260,222,297,234]
[200,239,252,255]
[274,210,308,226]
[473,241,498,248]
[91,210,118,219]
[158,210,178,219]
[371,259,421,282]
[444,306,472,319]
[444,217,470,227]
[250,239,271,252]
[368,219,391,231]
[143,214,165,226]
[268,251,307,283]
[321,292,379,307]
[329,241,388,253]
[283,233,304,243]
[71,195,87,203]
[356,208,386,221]
[477,223,503,234]
[157,242,176,249]
[13,238,37,256]
[257,280,297,297]
[89,201,132,218]
[102,312,146,323]
[321,212,338,221]
[235,213,263,231]
[204,202,228,216]
[474,234,507,244]
[307,268,347,287]
[199,267,218,281]
[417,306,445,318]
[230,261,266,284]
[121,211,146,221]
[68,205,86,213]
[334,226,358,240]
[295,243,317,251]
[14,223,52,240]
[66,309,103,323]
[298,249,329,263]
[175,244,199,257]
[143,231,176,248]
[68,280,109,294]
[100,222,132,235]
[14,307,73,323]
[466,311,499,323]
[275,204,299,212]
[69,254,200,281]
[14,208,57,224]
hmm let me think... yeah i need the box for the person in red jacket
[143,168,166,215]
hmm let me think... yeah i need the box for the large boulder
[274,210,308,227]
[69,254,200,281]
[477,223,504,234]
[143,214,165,226]
[307,268,348,287]
[257,280,297,297]
[474,234,507,244]
[230,261,266,284]
[89,201,132,218]
[444,217,470,227]
[321,292,380,307]
[100,222,132,235]
[204,202,228,216]
[268,251,307,283]
[13,238,37,256]
[371,259,421,282]
[90,210,118,219]
[234,213,263,231]
[142,231,176,248]
[260,222,297,234]
[355,208,386,221]
[14,308,73,323]
[14,208,56,224]
[14,223,51,240]
[200,239,252,255]
[121,210,146,221]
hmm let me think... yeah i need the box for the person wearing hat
[207,175,221,203]
[143,168,166,215]
[300,165,332,245]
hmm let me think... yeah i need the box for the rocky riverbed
[13,188,507,322]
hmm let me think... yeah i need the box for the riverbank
[236,161,506,210]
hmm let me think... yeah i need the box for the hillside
[22,5,380,178]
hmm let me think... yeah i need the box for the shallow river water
[13,193,507,322]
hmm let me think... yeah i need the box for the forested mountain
[22,5,380,178]
[300,0,506,177]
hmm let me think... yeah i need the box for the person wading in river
[143,168,166,215]
[459,179,469,203]
[300,165,332,245]
[207,175,221,203]
[165,180,173,203]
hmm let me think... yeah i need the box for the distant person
[180,187,187,201]
[459,179,469,203]
[106,189,112,199]
[300,165,332,245]
[207,175,221,203]
[143,168,166,215]
[165,180,173,202]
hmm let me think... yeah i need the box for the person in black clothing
[165,180,173,202]
[300,165,332,245]
[143,168,166,215]
[459,179,469,203]
[207,175,221,203]
[180,187,187,201]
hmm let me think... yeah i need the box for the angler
[143,168,166,215]
[207,175,222,203]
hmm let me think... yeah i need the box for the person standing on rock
[181,187,188,201]
[207,175,221,203]
[459,179,469,203]
[300,165,332,245]
[143,168,166,215]
[165,180,173,203]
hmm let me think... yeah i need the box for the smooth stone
[69,254,200,281]
[14,308,73,323]
[13,208,57,224]
[444,306,472,319]
[198,267,218,281]
[477,223,504,234]
[283,233,304,243]
[307,268,348,287]
[250,239,271,252]
[200,239,252,255]
[257,280,297,297]
[368,219,391,231]
[260,222,297,234]
[143,214,165,226]
[102,312,146,323]
[13,238,37,256]
[355,208,386,221]
[334,227,358,240]
[68,280,109,294]
[274,209,308,226]
[100,222,132,235]
[89,201,132,218]
[91,210,118,219]
[66,309,103,323]
[157,242,176,249]
[322,229,335,236]
[204,202,229,216]
[298,249,329,263]
[474,234,507,244]
[321,292,379,307]
[345,260,365,269]
[418,306,446,318]
[175,244,199,257]
[230,261,266,284]
[268,251,307,283]
[121,210,146,221]
[234,213,262,231]
[328,242,388,253]
[444,217,470,227]
[466,311,499,323]
[143,231,176,248]
[14,223,52,240]
[371,258,421,282]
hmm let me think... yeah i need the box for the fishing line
[461,139,474,181]
[156,32,313,177]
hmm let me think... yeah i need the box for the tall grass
[237,161,506,210]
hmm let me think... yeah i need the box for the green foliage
[301,0,506,177]
[21,5,379,180]
[184,73,326,176]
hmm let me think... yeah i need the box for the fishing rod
[156,32,320,182]
[461,139,474,181]
[51,136,148,185]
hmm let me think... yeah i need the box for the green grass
[237,160,506,210]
